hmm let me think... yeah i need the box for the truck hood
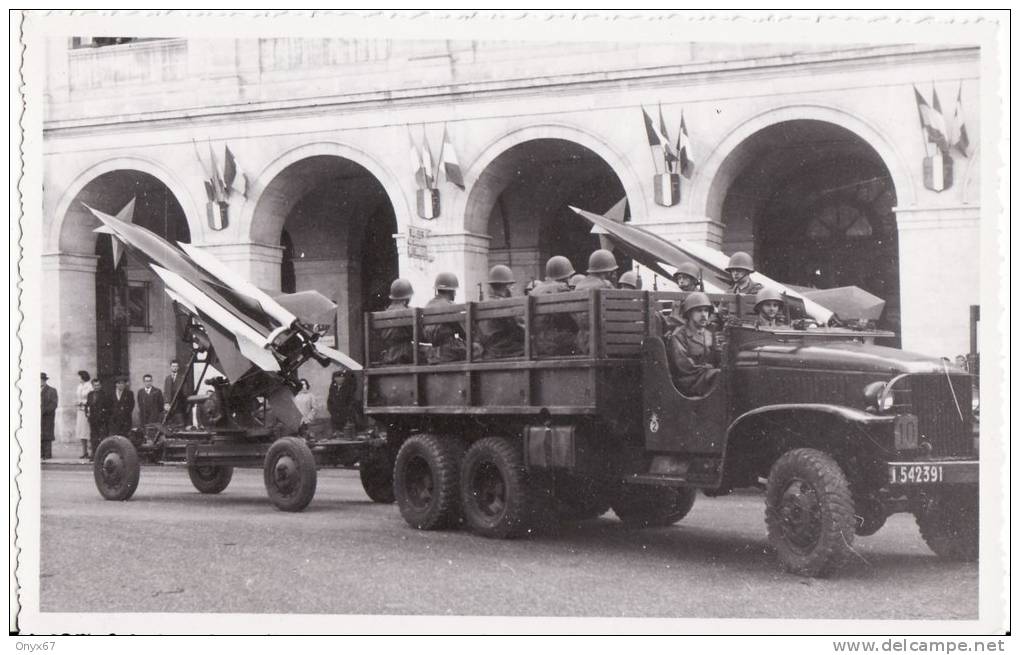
[744,340,964,375]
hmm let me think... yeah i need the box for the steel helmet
[388,278,414,301]
[754,287,785,312]
[618,270,642,289]
[682,292,714,316]
[726,251,754,272]
[434,272,459,291]
[568,273,586,288]
[587,249,619,274]
[487,264,515,285]
[545,255,575,281]
[675,262,701,281]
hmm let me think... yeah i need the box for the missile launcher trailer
[364,288,979,577]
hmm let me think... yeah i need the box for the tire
[765,448,856,577]
[188,465,234,494]
[263,437,317,512]
[612,485,697,528]
[460,437,536,539]
[915,491,978,561]
[359,450,396,504]
[393,434,464,530]
[93,435,141,501]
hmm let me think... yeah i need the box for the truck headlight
[863,381,892,411]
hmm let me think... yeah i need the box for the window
[124,281,151,332]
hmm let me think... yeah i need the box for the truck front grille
[905,374,974,457]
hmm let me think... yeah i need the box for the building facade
[41,38,982,440]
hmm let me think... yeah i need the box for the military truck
[363,288,978,577]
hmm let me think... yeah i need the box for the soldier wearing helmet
[618,270,642,290]
[725,251,764,295]
[423,272,468,363]
[672,262,702,292]
[531,255,579,356]
[477,265,525,359]
[753,287,786,328]
[665,291,721,396]
[568,273,586,289]
[573,249,619,291]
[378,278,415,365]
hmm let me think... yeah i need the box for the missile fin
[313,342,363,372]
[267,386,303,435]
[273,290,337,325]
[162,288,198,314]
[235,335,281,373]
[115,197,136,223]
[203,325,257,381]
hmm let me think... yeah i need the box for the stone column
[894,205,980,357]
[393,230,492,305]
[41,253,98,443]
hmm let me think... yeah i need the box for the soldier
[379,278,415,365]
[423,272,468,363]
[573,249,618,291]
[725,251,764,295]
[567,273,586,290]
[665,292,722,397]
[618,270,642,290]
[673,262,702,292]
[478,265,525,359]
[753,287,786,328]
[531,255,578,356]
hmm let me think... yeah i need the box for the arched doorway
[468,138,632,288]
[716,120,900,339]
[59,169,191,385]
[253,155,399,365]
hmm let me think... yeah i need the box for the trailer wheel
[359,450,396,504]
[915,490,978,561]
[188,465,234,494]
[93,435,141,501]
[394,434,464,530]
[611,485,697,528]
[765,448,855,577]
[263,437,317,512]
[460,437,538,539]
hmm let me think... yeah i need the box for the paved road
[39,466,977,619]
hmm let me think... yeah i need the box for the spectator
[75,370,92,460]
[163,359,190,425]
[327,369,359,437]
[109,376,135,436]
[86,379,111,459]
[294,379,318,426]
[136,373,164,426]
[40,373,58,460]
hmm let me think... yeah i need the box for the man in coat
[40,373,58,460]
[109,376,136,436]
[86,378,111,459]
[327,368,359,436]
[162,359,190,425]
[136,373,164,426]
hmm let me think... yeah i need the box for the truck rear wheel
[611,485,696,527]
[359,449,396,504]
[394,434,464,530]
[93,435,141,501]
[765,448,855,577]
[188,465,233,494]
[263,437,317,512]
[461,437,535,539]
[915,491,978,561]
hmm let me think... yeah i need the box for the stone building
[41,37,982,440]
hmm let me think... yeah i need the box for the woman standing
[294,379,317,427]
[75,370,92,460]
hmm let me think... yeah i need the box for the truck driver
[477,264,525,359]
[753,287,787,328]
[378,278,415,365]
[666,292,721,396]
[423,272,469,363]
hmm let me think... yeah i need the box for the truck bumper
[886,459,978,486]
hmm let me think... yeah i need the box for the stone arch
[692,104,916,222]
[48,156,202,255]
[244,141,411,247]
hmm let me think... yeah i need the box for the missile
[569,204,835,324]
[84,200,362,382]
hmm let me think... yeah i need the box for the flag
[658,103,679,172]
[641,106,665,174]
[439,126,465,189]
[193,139,217,202]
[950,84,972,157]
[913,86,948,152]
[420,126,436,188]
[207,141,227,200]
[677,111,694,179]
[223,145,248,198]
[408,127,428,190]
[929,87,950,152]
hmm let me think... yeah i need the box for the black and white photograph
[11,10,1009,640]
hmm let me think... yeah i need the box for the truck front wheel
[915,491,978,561]
[611,485,696,528]
[460,437,535,539]
[394,434,464,530]
[765,448,855,577]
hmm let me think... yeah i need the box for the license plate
[888,463,944,485]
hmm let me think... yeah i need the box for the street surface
[40,466,977,619]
